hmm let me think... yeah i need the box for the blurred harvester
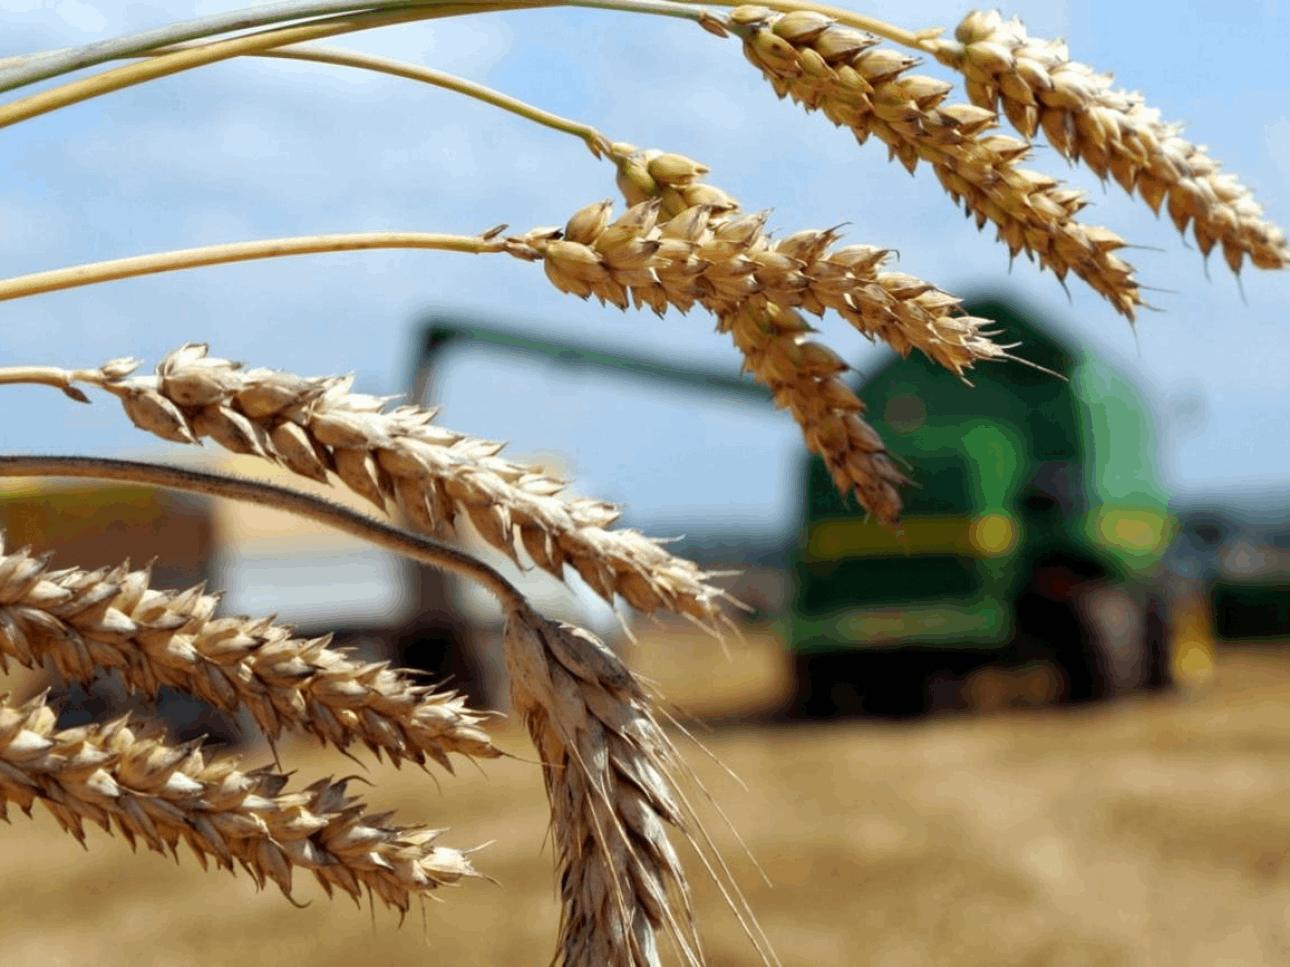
[788,297,1181,717]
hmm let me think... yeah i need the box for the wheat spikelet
[505,150,1016,522]
[0,539,497,769]
[596,144,1009,376]
[512,207,914,521]
[59,347,733,633]
[0,692,478,911]
[721,300,908,525]
[938,9,1289,274]
[502,602,771,967]
[723,5,1142,318]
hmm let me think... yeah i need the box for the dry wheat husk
[64,347,734,633]
[724,5,1143,318]
[586,144,1010,377]
[504,150,1013,523]
[720,301,909,525]
[938,10,1289,274]
[0,692,477,911]
[502,602,774,967]
[0,539,497,769]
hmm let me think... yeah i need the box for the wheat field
[4,630,1289,966]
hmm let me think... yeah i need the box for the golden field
[3,630,1290,966]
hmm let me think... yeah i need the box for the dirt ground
[4,630,1290,966]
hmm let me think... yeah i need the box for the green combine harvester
[788,296,1177,717]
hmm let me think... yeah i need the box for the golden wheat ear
[723,5,1143,317]
[503,602,778,967]
[0,538,498,769]
[0,692,479,911]
[508,144,1022,524]
[935,10,1289,274]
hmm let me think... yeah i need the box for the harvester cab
[788,297,1176,717]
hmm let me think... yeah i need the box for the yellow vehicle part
[1169,590,1216,687]
[805,514,1017,561]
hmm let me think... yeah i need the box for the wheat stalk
[0,2,566,130]
[0,232,509,302]
[933,9,1289,274]
[0,691,479,911]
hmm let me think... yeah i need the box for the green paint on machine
[786,294,1175,715]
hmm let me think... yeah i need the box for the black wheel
[1141,590,1172,690]
[788,651,869,719]
[785,647,997,719]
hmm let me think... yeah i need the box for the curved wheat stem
[0,232,508,303]
[0,1,453,92]
[722,5,1143,318]
[0,693,479,911]
[256,45,616,157]
[0,0,714,104]
[933,10,1289,275]
[0,5,461,130]
[0,534,498,770]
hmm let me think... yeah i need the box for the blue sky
[2,0,1288,533]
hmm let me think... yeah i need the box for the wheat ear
[507,145,1018,522]
[3,349,735,633]
[0,537,497,769]
[503,600,776,967]
[509,206,913,523]
[722,5,1142,318]
[0,692,478,911]
[935,10,1289,275]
